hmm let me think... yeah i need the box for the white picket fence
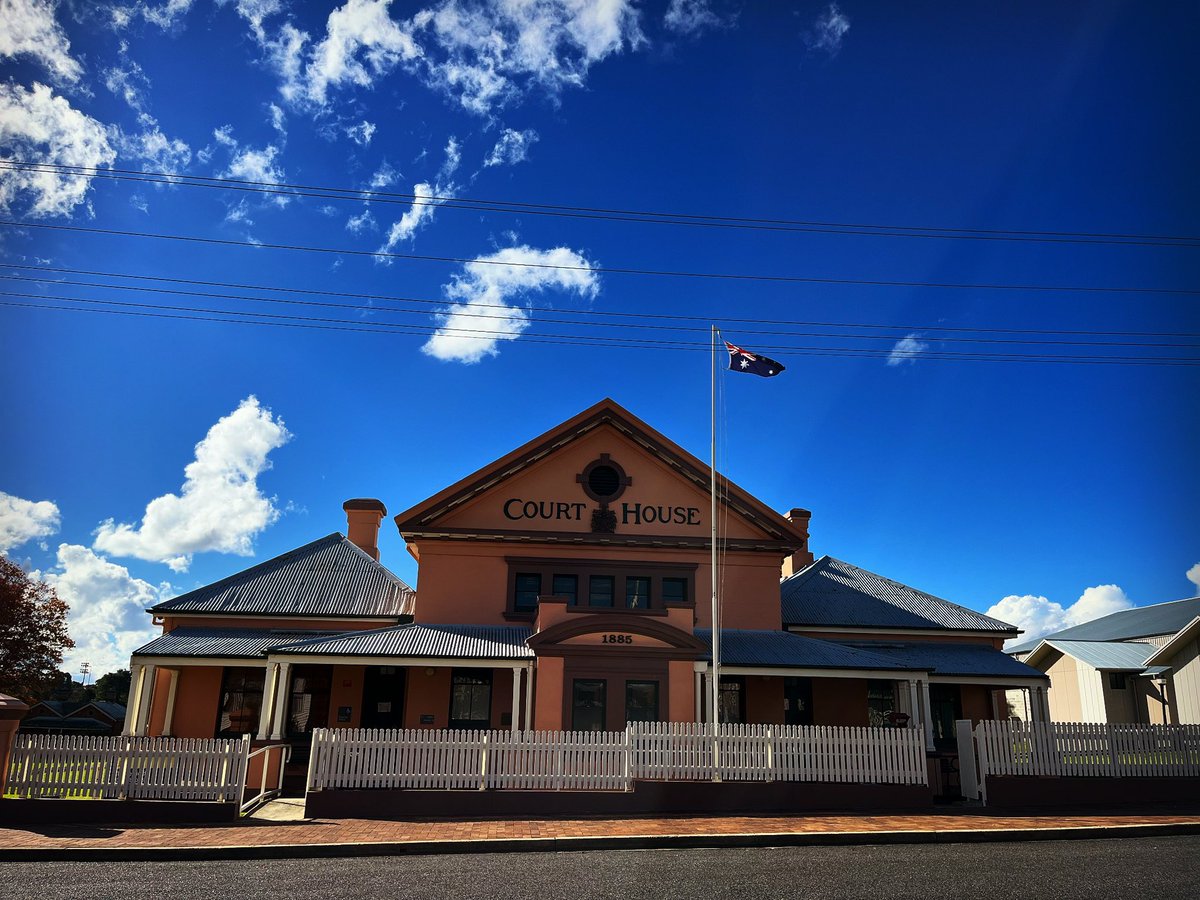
[306,722,928,792]
[6,733,250,802]
[974,720,1200,781]
[629,721,927,784]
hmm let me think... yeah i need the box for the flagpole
[710,324,721,775]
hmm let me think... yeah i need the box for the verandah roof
[694,629,924,672]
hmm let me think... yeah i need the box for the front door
[572,679,607,731]
[929,683,962,748]
[784,676,813,726]
[361,665,406,729]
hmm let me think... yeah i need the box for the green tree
[94,669,131,704]
[0,555,74,702]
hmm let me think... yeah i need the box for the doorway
[783,676,813,726]
[361,665,406,729]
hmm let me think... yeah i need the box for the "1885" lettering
[602,634,633,644]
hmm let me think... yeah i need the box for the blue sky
[1,1,1197,676]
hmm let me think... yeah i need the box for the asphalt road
[1,836,1196,900]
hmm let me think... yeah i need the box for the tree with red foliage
[0,555,74,702]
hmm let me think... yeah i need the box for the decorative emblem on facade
[578,454,631,533]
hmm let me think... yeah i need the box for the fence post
[479,733,490,791]
[955,720,979,800]
[766,725,775,782]
[623,728,632,791]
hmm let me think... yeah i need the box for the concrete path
[3,804,1200,861]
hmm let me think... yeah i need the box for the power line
[3,291,1197,366]
[7,263,1196,338]
[3,160,1198,248]
[4,220,1198,295]
[4,273,1197,350]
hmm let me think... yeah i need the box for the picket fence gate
[306,722,928,792]
[6,733,250,802]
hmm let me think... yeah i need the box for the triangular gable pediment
[395,399,806,550]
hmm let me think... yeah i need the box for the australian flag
[725,341,785,378]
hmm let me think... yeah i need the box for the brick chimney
[781,507,814,579]
[343,498,387,561]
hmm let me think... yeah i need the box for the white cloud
[0,491,61,552]
[92,396,292,572]
[1187,562,1200,591]
[413,0,644,115]
[226,0,283,41]
[483,127,538,167]
[103,58,149,113]
[806,3,850,55]
[268,101,287,137]
[34,544,170,678]
[114,116,193,173]
[423,244,598,363]
[377,137,461,250]
[206,127,288,205]
[664,0,729,36]
[137,0,196,30]
[367,159,400,188]
[0,82,116,218]
[0,0,83,84]
[987,584,1134,647]
[886,332,929,366]
[346,119,376,145]
[130,192,149,213]
[304,0,422,107]
[346,208,376,232]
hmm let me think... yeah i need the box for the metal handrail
[239,742,291,815]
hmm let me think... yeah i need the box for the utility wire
[4,220,1197,295]
[3,291,1197,366]
[2,160,1198,248]
[4,273,1197,350]
[6,263,1196,338]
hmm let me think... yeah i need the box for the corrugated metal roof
[272,623,534,659]
[694,629,924,671]
[838,641,1048,679]
[781,557,1015,633]
[151,533,415,619]
[132,627,338,659]
[1007,596,1200,653]
[1043,640,1164,673]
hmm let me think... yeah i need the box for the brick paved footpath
[3,805,1200,857]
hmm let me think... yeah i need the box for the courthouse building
[123,399,1047,759]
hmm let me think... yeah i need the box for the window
[514,573,541,610]
[552,574,578,605]
[718,676,745,724]
[625,680,659,723]
[867,680,897,727]
[589,575,615,607]
[216,667,265,737]
[662,577,688,604]
[572,679,607,731]
[450,669,493,729]
[625,576,651,609]
[1109,672,1128,690]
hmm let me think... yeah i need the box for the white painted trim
[929,675,1049,687]
[265,653,530,669]
[1144,616,1200,666]
[524,662,534,730]
[269,661,292,741]
[122,664,143,736]
[920,680,935,747]
[151,612,403,626]
[131,655,269,667]
[257,662,279,740]
[134,664,156,736]
[715,665,926,680]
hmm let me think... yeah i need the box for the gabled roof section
[695,628,923,672]
[1145,616,1200,667]
[782,556,1016,633]
[1007,596,1200,654]
[150,533,414,619]
[271,622,534,659]
[393,398,808,548]
[1026,639,1170,675]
